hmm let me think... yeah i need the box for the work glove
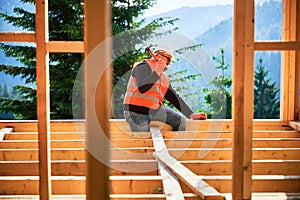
[190,112,207,120]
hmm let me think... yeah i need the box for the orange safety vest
[123,59,170,110]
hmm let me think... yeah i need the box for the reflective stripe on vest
[123,59,170,109]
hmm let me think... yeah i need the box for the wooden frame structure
[0,0,299,199]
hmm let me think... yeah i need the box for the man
[123,46,207,132]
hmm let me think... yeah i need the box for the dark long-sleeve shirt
[123,61,193,117]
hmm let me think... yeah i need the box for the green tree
[203,48,232,119]
[254,58,280,119]
[163,68,202,111]
[2,83,11,98]
[0,83,15,119]
[0,0,84,119]
[111,0,181,118]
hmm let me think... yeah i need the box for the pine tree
[111,0,181,118]
[203,48,232,119]
[0,0,84,119]
[254,58,280,119]
[2,83,11,98]
[0,83,15,119]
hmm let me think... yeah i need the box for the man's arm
[133,62,160,93]
[164,85,194,117]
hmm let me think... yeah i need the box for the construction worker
[123,45,207,132]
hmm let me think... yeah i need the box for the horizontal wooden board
[0,140,85,149]
[1,148,299,161]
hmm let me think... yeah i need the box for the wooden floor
[0,120,300,199]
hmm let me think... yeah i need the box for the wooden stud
[35,0,51,199]
[281,0,297,121]
[84,0,111,199]
[295,1,300,120]
[232,0,254,199]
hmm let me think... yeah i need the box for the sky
[143,0,270,17]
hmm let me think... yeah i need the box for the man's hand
[155,59,167,75]
[190,112,207,120]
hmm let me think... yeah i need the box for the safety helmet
[154,45,174,61]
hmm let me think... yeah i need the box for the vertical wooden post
[232,0,254,199]
[281,0,297,121]
[296,1,300,120]
[36,0,51,199]
[84,0,111,199]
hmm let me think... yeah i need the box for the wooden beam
[153,151,224,200]
[1,175,300,195]
[84,0,111,199]
[281,0,297,121]
[150,126,185,200]
[0,32,36,42]
[46,41,84,53]
[232,0,254,199]
[295,0,300,120]
[254,41,300,50]
[0,161,85,176]
[35,0,51,199]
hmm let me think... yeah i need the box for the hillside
[147,5,233,38]
[194,0,282,87]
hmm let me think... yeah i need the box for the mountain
[194,0,282,87]
[0,1,283,93]
[147,5,233,38]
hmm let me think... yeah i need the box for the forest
[0,0,281,120]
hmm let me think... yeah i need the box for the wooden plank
[0,32,36,42]
[0,146,291,162]
[110,130,299,140]
[0,127,14,141]
[1,159,299,177]
[182,160,300,176]
[201,175,300,193]
[254,41,300,51]
[109,148,300,160]
[0,176,85,195]
[0,120,85,133]
[153,151,225,200]
[0,149,85,161]
[110,160,158,175]
[0,119,291,133]
[4,133,83,140]
[0,175,299,195]
[0,160,85,176]
[0,140,85,149]
[150,126,185,200]
[46,41,84,53]
[35,0,51,199]
[111,138,300,148]
[109,176,163,195]
[0,195,86,200]
[110,193,200,200]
